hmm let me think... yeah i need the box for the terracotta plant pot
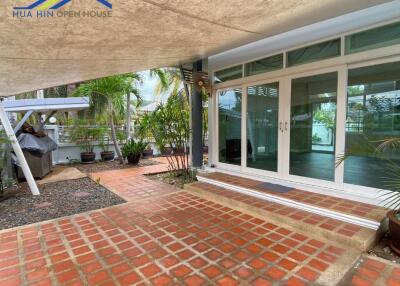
[388,210,400,255]
[127,154,141,164]
[80,152,96,164]
[142,149,153,158]
[101,151,115,162]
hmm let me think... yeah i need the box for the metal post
[191,60,203,168]
[0,99,40,195]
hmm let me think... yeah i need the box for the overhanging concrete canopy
[0,0,393,96]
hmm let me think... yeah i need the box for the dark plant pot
[101,151,115,162]
[142,149,153,158]
[173,147,187,155]
[81,152,96,164]
[388,210,400,255]
[203,146,208,154]
[162,147,173,156]
[127,154,141,164]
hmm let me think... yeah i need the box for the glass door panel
[345,62,400,189]
[247,83,279,172]
[218,89,242,165]
[290,72,338,181]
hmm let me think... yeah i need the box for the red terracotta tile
[151,274,172,286]
[251,277,272,286]
[183,275,205,286]
[351,275,373,286]
[297,266,319,281]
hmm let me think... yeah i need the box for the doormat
[256,182,293,193]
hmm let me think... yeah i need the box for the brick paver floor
[199,172,387,222]
[0,161,398,286]
[89,157,174,201]
[339,255,400,286]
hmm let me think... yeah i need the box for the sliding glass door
[344,61,400,189]
[218,88,242,165]
[289,72,338,181]
[216,60,400,192]
[246,83,280,172]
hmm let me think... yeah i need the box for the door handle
[279,122,283,132]
[285,122,288,131]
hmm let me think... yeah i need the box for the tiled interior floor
[0,160,398,286]
[200,172,387,222]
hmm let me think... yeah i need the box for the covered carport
[0,0,393,193]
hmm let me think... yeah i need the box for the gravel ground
[368,233,400,264]
[70,158,160,173]
[0,177,126,230]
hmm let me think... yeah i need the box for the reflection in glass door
[218,89,242,165]
[344,62,400,189]
[290,72,338,181]
[247,83,279,172]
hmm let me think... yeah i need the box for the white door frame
[211,55,400,205]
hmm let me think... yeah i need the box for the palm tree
[74,74,141,164]
[150,68,184,102]
[125,73,142,140]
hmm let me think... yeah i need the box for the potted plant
[70,120,100,164]
[142,146,154,158]
[137,115,154,158]
[122,139,148,164]
[98,126,115,162]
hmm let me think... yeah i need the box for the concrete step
[185,181,383,251]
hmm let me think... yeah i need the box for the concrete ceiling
[0,0,393,96]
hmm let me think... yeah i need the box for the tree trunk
[126,92,132,140]
[110,117,124,164]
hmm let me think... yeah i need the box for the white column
[0,99,40,195]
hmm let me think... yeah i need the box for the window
[287,39,341,67]
[245,54,283,76]
[218,89,242,165]
[214,65,243,83]
[345,21,400,54]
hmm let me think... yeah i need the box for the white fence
[44,125,160,164]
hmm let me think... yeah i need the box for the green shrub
[121,139,148,158]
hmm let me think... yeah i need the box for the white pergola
[0,97,89,195]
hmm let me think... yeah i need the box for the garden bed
[147,171,197,188]
[69,158,160,174]
[0,177,125,230]
[368,233,400,264]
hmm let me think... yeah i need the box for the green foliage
[44,85,68,98]
[312,133,322,143]
[69,119,102,153]
[337,136,400,212]
[74,73,142,162]
[121,139,148,158]
[314,108,335,130]
[98,126,111,152]
[144,89,191,178]
[0,129,15,196]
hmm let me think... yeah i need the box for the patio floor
[0,160,399,286]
